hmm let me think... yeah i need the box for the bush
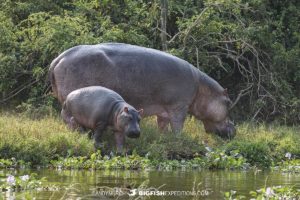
[0,0,299,124]
[225,141,273,168]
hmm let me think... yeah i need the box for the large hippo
[62,86,143,152]
[49,43,235,139]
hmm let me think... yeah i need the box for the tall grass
[0,113,94,165]
[0,113,299,167]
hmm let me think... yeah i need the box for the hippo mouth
[126,131,140,138]
[203,120,236,140]
[215,122,236,140]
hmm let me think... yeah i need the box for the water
[1,169,300,199]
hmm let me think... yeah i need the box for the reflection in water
[1,169,300,199]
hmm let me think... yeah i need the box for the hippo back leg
[61,108,86,132]
[156,115,170,132]
[61,108,78,130]
[93,122,108,149]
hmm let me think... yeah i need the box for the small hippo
[61,86,143,152]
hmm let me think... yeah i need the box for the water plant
[224,185,300,200]
[204,150,249,170]
[0,174,45,192]
[0,158,29,169]
[51,151,152,170]
[273,159,300,173]
[249,185,300,199]
[50,149,250,170]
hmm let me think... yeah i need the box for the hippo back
[50,43,200,112]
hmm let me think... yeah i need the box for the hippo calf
[61,86,143,152]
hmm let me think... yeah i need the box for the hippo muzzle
[126,127,141,138]
[215,121,236,140]
[204,120,236,140]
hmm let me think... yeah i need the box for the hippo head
[190,88,236,139]
[116,106,143,138]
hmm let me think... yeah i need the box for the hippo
[49,43,235,139]
[61,86,143,152]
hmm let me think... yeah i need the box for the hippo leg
[61,108,77,130]
[169,108,188,133]
[114,132,125,154]
[157,115,170,132]
[68,117,84,133]
[61,109,86,132]
[93,123,107,149]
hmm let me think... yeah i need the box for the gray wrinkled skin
[50,43,235,139]
[61,86,142,152]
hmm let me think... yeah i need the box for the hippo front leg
[170,119,185,133]
[93,123,107,149]
[114,132,125,154]
[169,108,188,134]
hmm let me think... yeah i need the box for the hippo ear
[124,107,129,113]
[138,109,144,115]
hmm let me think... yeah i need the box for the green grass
[0,113,299,168]
[0,113,94,166]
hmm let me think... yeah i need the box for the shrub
[225,141,273,168]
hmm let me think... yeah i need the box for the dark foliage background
[0,0,299,124]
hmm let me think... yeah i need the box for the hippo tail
[48,58,60,98]
[62,100,67,110]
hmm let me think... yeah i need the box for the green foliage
[126,124,205,160]
[204,150,249,169]
[249,185,300,200]
[273,159,300,173]
[225,141,273,168]
[224,185,300,200]
[91,117,206,160]
[0,114,94,166]
[51,151,152,170]
[0,158,29,169]
[229,186,300,200]
[1,114,300,169]
[224,190,245,200]
[50,150,248,170]
[224,186,300,200]
[223,123,300,168]
[0,0,299,124]
[169,0,300,123]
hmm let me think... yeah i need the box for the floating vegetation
[0,173,46,192]
[224,185,300,200]
[0,158,30,169]
[50,149,249,171]
[272,158,300,173]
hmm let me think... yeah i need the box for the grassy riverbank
[0,113,299,168]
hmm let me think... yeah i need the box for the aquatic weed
[1,173,45,192]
